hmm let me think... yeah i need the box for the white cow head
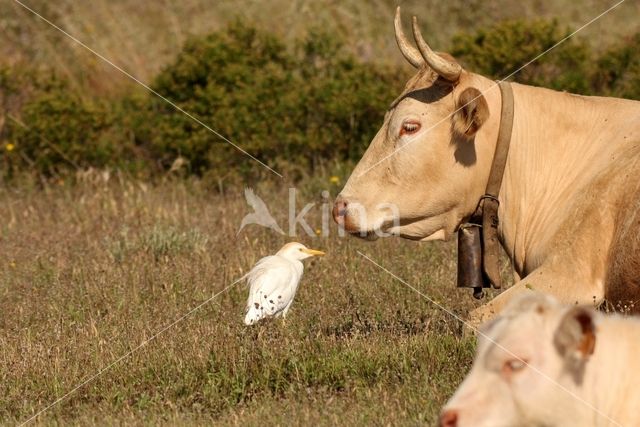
[440,293,598,427]
[333,7,500,241]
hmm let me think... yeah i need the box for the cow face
[333,8,494,241]
[440,294,598,427]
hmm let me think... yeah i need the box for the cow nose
[439,409,458,427]
[333,196,348,224]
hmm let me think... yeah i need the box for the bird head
[277,242,325,261]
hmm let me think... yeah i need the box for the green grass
[0,176,487,425]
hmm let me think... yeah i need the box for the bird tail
[244,282,265,325]
[244,304,264,325]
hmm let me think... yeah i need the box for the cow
[440,292,640,427]
[333,7,640,324]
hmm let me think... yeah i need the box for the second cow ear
[553,306,597,360]
[452,87,489,138]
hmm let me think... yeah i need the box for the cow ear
[553,306,597,360]
[453,87,489,138]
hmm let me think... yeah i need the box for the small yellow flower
[315,228,322,236]
[329,176,340,185]
[5,143,15,152]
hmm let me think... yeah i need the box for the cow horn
[394,7,422,68]
[411,16,462,82]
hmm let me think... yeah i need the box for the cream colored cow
[333,7,640,323]
[440,293,640,427]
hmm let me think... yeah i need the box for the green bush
[451,20,591,94]
[1,20,639,181]
[592,33,640,100]
[12,83,113,173]
[0,69,150,178]
[1,66,39,178]
[140,22,399,181]
[1,72,142,177]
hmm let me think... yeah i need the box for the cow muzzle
[439,409,459,427]
[332,196,359,233]
[334,196,398,241]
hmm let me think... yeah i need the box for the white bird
[244,242,325,325]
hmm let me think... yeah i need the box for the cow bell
[457,224,489,299]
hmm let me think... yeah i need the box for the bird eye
[400,121,421,136]
[502,358,528,377]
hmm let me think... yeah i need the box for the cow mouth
[346,216,449,242]
[344,217,402,241]
[348,229,380,241]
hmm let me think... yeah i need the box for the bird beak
[302,248,325,256]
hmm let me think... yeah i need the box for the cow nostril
[439,409,458,427]
[332,197,349,224]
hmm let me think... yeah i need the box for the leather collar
[480,80,515,289]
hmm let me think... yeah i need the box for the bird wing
[244,256,299,324]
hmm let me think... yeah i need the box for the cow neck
[479,81,514,289]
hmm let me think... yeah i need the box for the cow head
[439,293,598,427]
[333,7,501,241]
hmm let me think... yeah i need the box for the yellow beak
[302,248,325,256]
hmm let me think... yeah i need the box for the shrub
[12,82,113,173]
[0,68,148,177]
[2,20,638,182]
[140,22,400,181]
[592,33,640,100]
[0,66,39,178]
[295,30,399,164]
[2,72,141,177]
[451,20,591,94]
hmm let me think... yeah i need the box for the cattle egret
[244,242,324,325]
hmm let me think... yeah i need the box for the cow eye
[400,121,421,136]
[502,358,528,377]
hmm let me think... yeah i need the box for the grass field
[0,173,496,425]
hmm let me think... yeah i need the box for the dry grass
[0,172,491,425]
